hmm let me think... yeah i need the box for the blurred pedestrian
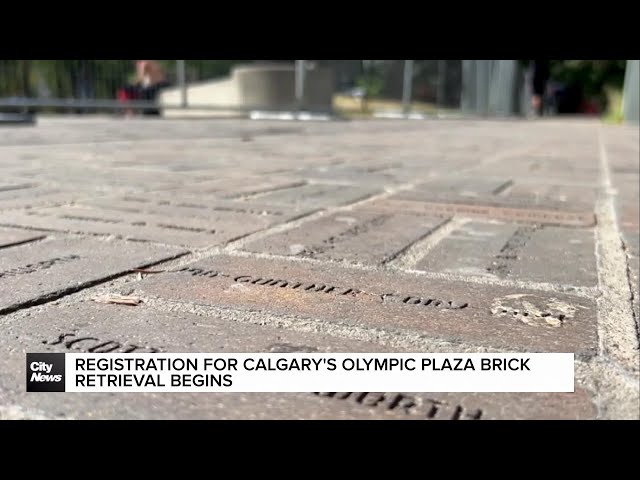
[117,60,170,117]
[531,60,550,116]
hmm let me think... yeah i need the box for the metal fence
[1,60,636,122]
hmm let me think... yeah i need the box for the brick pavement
[0,116,638,419]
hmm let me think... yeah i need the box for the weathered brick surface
[2,200,311,248]
[415,221,598,286]
[135,254,598,354]
[0,237,186,313]
[242,210,447,265]
[0,303,596,419]
[0,117,636,420]
[0,227,45,249]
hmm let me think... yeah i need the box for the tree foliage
[549,60,626,95]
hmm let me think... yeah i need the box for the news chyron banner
[27,353,574,393]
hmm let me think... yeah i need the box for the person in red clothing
[117,60,170,116]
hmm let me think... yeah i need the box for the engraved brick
[0,183,79,210]
[31,168,191,193]
[296,163,407,186]
[503,183,598,210]
[481,157,600,183]
[366,198,595,227]
[163,176,307,199]
[135,254,598,354]
[0,203,297,248]
[0,303,595,419]
[0,237,186,313]
[393,178,598,215]
[407,177,513,198]
[245,183,381,208]
[83,195,307,221]
[242,210,447,265]
[415,221,598,286]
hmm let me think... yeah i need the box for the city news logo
[26,353,65,392]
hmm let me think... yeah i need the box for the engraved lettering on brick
[59,214,121,224]
[156,223,215,234]
[47,333,75,346]
[303,283,336,293]
[313,392,483,420]
[492,180,514,196]
[0,254,81,279]
[394,201,594,227]
[354,392,369,404]
[97,205,142,214]
[88,341,122,353]
[459,407,483,420]
[185,268,204,276]
[123,196,150,203]
[403,296,423,305]
[201,270,220,278]
[66,337,100,350]
[388,393,419,414]
[333,392,352,399]
[341,288,360,296]
[209,205,283,216]
[175,267,221,277]
[431,401,483,420]
[402,295,468,310]
[360,393,387,407]
[0,183,34,193]
[487,226,538,276]
[299,214,392,257]
[424,399,442,419]
[172,268,469,309]
[122,344,143,353]
[490,294,584,327]
[268,343,319,353]
[44,333,161,353]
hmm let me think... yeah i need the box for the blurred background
[0,60,637,123]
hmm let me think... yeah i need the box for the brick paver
[0,117,638,419]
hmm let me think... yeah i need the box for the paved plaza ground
[0,116,638,419]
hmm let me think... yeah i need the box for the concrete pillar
[488,60,519,116]
[461,60,477,113]
[475,60,491,116]
[623,60,639,124]
[402,60,413,114]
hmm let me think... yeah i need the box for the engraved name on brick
[0,254,80,279]
[313,392,483,420]
[377,200,595,227]
[490,294,582,328]
[27,210,218,234]
[487,225,538,276]
[304,214,392,256]
[44,333,161,353]
[172,267,469,310]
